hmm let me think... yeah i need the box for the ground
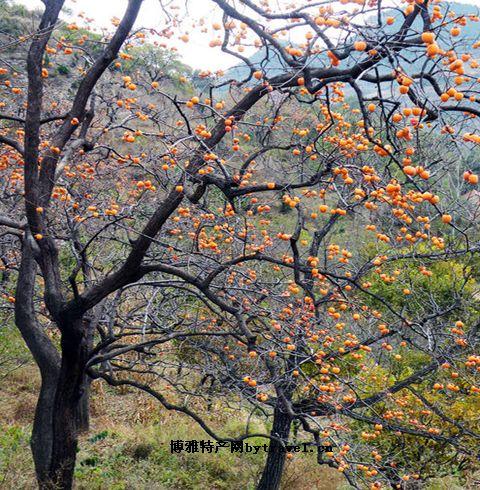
[0,330,345,489]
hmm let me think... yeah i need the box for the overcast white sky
[15,0,480,71]
[16,0,236,70]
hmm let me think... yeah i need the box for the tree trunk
[75,317,95,433]
[257,407,292,490]
[36,318,88,490]
[75,378,91,433]
[16,247,90,489]
[30,369,59,485]
[14,240,61,487]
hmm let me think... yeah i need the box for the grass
[0,327,343,489]
[2,327,479,489]
[4,330,478,490]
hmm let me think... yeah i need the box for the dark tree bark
[20,309,92,489]
[257,407,292,490]
[75,318,96,433]
[75,373,91,433]
[31,370,59,485]
[15,239,61,483]
[45,318,88,489]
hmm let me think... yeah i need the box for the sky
[14,0,480,71]
[16,0,236,70]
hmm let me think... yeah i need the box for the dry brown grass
[0,361,344,490]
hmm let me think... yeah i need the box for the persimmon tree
[1,0,480,489]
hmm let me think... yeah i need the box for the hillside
[219,2,480,87]
[0,330,343,489]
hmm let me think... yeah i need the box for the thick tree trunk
[16,243,91,488]
[14,240,61,487]
[75,317,95,433]
[43,319,88,489]
[26,317,88,490]
[31,370,59,485]
[75,378,91,433]
[257,407,292,490]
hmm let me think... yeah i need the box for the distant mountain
[215,2,480,90]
